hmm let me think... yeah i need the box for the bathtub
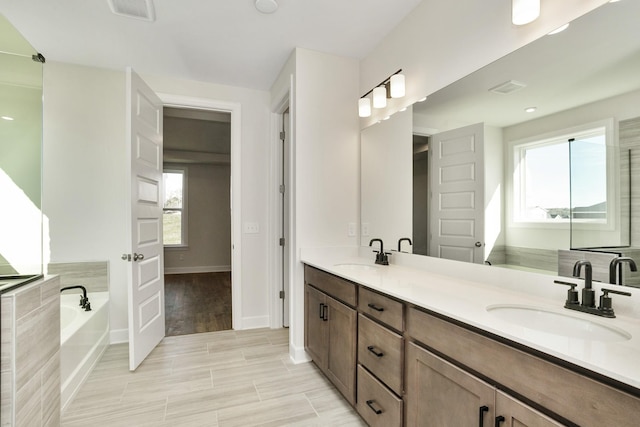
[60,291,109,411]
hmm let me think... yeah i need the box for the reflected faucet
[572,260,595,308]
[608,257,638,285]
[61,285,91,311]
[369,238,389,265]
[398,237,412,253]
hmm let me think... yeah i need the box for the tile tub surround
[300,247,640,391]
[61,328,366,426]
[48,261,109,293]
[1,275,61,427]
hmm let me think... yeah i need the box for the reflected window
[512,125,609,224]
[163,168,187,246]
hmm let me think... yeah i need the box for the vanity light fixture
[512,0,540,26]
[373,86,387,109]
[358,69,405,117]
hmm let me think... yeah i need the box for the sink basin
[486,304,631,342]
[333,263,379,272]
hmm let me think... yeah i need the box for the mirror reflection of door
[429,123,485,263]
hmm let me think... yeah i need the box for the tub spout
[60,285,91,311]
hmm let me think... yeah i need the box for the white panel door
[430,123,484,263]
[126,68,165,370]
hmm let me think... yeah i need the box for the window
[511,122,612,225]
[163,168,187,246]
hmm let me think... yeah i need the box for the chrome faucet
[369,238,390,265]
[608,257,638,285]
[397,237,412,253]
[572,260,595,308]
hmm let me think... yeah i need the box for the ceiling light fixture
[512,0,540,26]
[108,0,155,22]
[358,69,405,118]
[1,116,14,121]
[255,0,278,14]
[525,107,537,113]
[548,23,570,35]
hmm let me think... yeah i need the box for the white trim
[289,343,311,365]
[109,328,129,344]
[240,315,270,330]
[164,265,231,274]
[269,79,293,330]
[157,93,243,331]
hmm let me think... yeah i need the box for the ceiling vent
[488,80,527,95]
[108,0,155,22]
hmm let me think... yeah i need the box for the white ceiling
[413,0,640,129]
[0,0,423,90]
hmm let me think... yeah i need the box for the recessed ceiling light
[525,107,537,113]
[107,0,155,22]
[255,0,278,14]
[1,116,14,121]
[548,23,570,35]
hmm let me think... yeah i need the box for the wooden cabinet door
[304,284,327,369]
[325,295,357,405]
[495,391,565,427]
[405,342,495,427]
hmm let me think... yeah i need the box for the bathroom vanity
[302,248,640,427]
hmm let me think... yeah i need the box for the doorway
[162,106,233,336]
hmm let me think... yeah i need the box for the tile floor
[61,328,367,426]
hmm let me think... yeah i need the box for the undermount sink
[486,304,631,342]
[333,263,379,272]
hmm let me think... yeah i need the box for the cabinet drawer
[358,314,403,395]
[359,287,403,331]
[304,265,357,307]
[356,365,402,427]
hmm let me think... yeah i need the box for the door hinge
[280,131,286,140]
[279,184,285,194]
[279,237,285,246]
[279,290,285,299]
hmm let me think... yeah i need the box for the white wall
[272,48,360,361]
[43,61,273,339]
[360,0,609,126]
[42,62,129,336]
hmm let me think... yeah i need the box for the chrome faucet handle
[598,288,632,317]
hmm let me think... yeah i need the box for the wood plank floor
[61,328,366,427]
[165,272,232,336]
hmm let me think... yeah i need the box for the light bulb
[358,98,371,117]
[373,86,387,109]
[390,74,405,98]
[512,0,540,26]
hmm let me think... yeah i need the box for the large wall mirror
[0,15,44,286]
[361,1,640,285]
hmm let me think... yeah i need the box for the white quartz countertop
[301,248,640,391]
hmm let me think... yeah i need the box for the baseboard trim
[110,328,129,344]
[239,315,270,330]
[289,343,312,364]
[164,265,231,274]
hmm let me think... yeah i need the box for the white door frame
[269,81,294,329]
[158,93,243,329]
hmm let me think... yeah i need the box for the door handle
[495,415,505,427]
[475,241,482,248]
[479,405,489,427]
[121,254,131,261]
[133,253,144,261]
